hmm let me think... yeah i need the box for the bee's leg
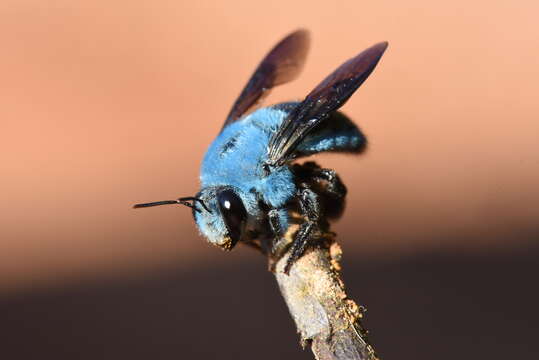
[264,208,289,272]
[269,209,291,255]
[284,187,321,274]
[310,168,347,219]
[292,161,347,199]
[313,168,347,199]
[268,209,283,238]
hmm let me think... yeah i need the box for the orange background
[1,2,539,359]
[2,0,538,292]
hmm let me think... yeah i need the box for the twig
[272,237,378,360]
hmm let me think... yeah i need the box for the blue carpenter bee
[134,30,387,273]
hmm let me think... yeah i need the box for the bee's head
[133,186,248,250]
[193,187,248,250]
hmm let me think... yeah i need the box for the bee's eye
[217,189,247,245]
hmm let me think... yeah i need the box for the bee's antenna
[133,197,211,214]
[133,200,182,208]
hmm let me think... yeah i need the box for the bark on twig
[273,238,378,360]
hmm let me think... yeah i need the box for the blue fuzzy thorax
[201,107,296,209]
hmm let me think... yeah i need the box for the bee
[134,30,387,274]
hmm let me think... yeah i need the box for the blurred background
[1,0,538,359]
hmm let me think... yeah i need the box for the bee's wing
[267,42,388,165]
[221,29,310,132]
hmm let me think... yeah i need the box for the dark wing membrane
[267,42,388,165]
[221,29,310,132]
